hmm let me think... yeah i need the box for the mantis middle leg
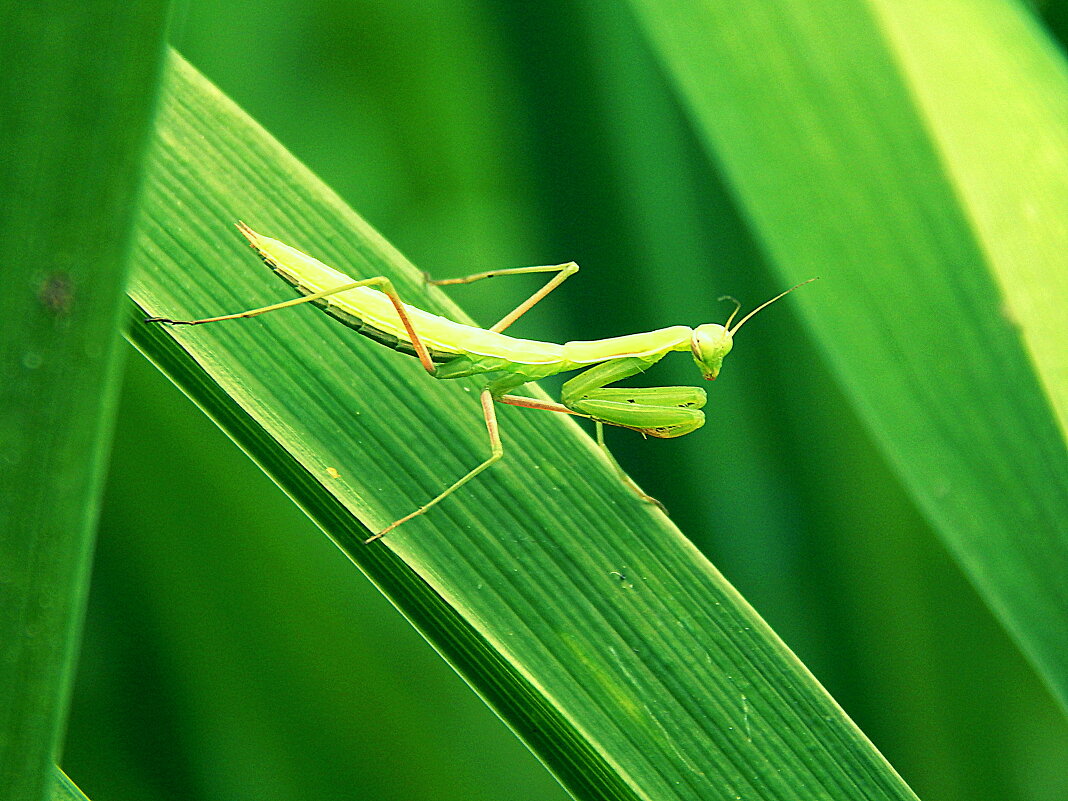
[364,387,503,543]
[146,275,514,539]
[425,262,579,332]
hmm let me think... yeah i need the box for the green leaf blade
[127,53,919,801]
[51,767,90,801]
[0,4,169,799]
[871,0,1068,439]
[629,0,1068,710]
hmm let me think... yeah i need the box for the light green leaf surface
[51,767,90,801]
[0,3,168,799]
[629,0,1068,709]
[876,0,1068,437]
[126,53,918,801]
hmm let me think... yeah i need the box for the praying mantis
[146,223,815,542]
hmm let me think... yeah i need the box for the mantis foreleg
[489,383,667,514]
[489,359,700,513]
[563,357,705,510]
[561,357,707,438]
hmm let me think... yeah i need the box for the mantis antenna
[728,277,819,336]
[717,295,742,330]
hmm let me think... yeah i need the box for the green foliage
[51,767,90,801]
[33,2,1068,801]
[630,0,1068,709]
[114,53,916,801]
[0,3,168,800]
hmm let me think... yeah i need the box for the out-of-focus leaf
[0,3,168,798]
[630,0,1068,709]
[51,767,90,801]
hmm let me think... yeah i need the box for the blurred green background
[62,1,1068,800]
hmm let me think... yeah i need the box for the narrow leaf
[629,0,1068,709]
[0,4,169,799]
[127,53,919,801]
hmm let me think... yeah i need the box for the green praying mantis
[146,224,816,542]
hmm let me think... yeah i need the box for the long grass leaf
[127,52,920,800]
[629,0,1068,710]
[0,4,169,798]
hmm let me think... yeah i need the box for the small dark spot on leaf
[38,273,74,316]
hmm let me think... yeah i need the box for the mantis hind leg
[365,387,503,543]
[146,224,437,375]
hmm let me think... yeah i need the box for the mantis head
[690,277,819,380]
[690,324,733,380]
